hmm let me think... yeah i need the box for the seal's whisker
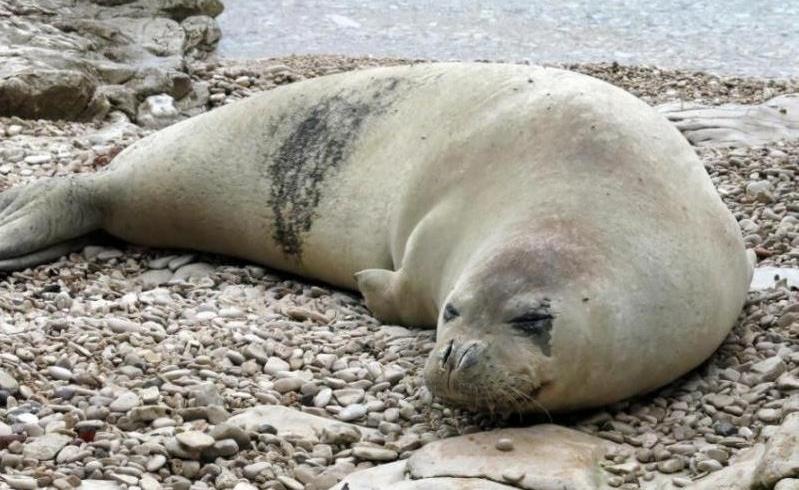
[503,383,530,419]
[511,383,553,423]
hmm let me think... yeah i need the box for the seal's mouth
[423,340,554,414]
[429,377,553,414]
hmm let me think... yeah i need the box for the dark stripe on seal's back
[266,76,405,259]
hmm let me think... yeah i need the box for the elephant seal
[0,63,753,412]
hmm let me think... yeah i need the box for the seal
[0,63,753,412]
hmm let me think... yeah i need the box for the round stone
[264,357,290,374]
[321,424,362,445]
[273,377,303,393]
[147,454,167,472]
[352,445,398,461]
[109,391,141,412]
[314,387,333,407]
[657,458,685,474]
[502,469,525,483]
[212,438,240,457]
[338,404,367,422]
[495,438,514,451]
[47,366,73,381]
[697,459,723,472]
[176,431,215,450]
[256,423,278,435]
[757,408,782,423]
[713,421,738,436]
[0,369,19,393]
[333,388,365,405]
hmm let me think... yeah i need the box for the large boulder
[334,425,617,490]
[407,425,615,490]
[0,0,224,121]
[0,68,98,120]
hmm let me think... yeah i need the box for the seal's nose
[439,339,485,373]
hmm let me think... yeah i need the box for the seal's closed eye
[510,309,554,356]
[510,311,553,332]
[443,303,459,322]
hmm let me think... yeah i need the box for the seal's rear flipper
[0,237,93,272]
[0,176,103,271]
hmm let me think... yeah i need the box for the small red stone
[77,430,96,443]
[754,247,773,258]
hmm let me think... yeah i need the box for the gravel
[0,55,796,489]
[195,54,799,109]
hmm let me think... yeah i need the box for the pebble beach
[1,2,798,490]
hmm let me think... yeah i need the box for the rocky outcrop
[658,94,799,147]
[0,0,222,122]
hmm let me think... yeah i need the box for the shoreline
[214,0,799,79]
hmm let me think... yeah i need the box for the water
[217,0,799,78]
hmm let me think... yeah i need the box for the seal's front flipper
[355,268,404,324]
[0,176,104,271]
[355,268,437,327]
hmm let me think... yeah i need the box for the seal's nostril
[440,339,454,366]
[457,342,482,370]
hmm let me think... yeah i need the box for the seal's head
[423,232,596,414]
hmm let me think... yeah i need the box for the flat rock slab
[79,482,122,490]
[227,405,375,441]
[751,267,799,290]
[389,477,517,489]
[331,460,408,490]
[755,412,799,488]
[408,425,614,490]
[658,94,799,147]
[335,425,615,490]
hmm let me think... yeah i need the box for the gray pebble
[495,438,514,451]
[47,366,73,381]
[352,444,398,461]
[656,458,685,474]
[338,404,367,421]
[697,459,723,472]
[176,430,215,450]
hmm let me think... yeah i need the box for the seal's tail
[0,176,103,272]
